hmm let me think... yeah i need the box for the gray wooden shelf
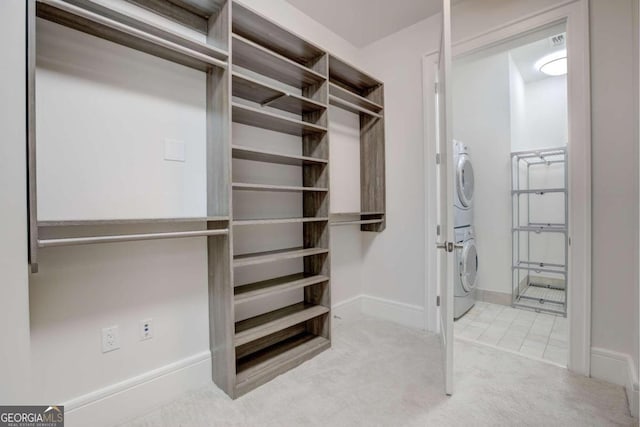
[329,95,382,118]
[233,217,329,226]
[232,34,326,89]
[331,212,385,216]
[232,183,328,193]
[232,103,326,136]
[331,219,384,227]
[329,83,383,112]
[232,145,327,166]
[235,302,329,347]
[235,333,330,396]
[37,0,228,72]
[125,0,227,34]
[329,54,381,93]
[232,72,326,115]
[234,273,329,305]
[233,247,329,268]
[232,2,325,66]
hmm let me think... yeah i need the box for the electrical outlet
[140,319,153,341]
[101,325,120,353]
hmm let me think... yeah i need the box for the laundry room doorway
[423,0,592,388]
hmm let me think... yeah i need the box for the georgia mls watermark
[0,406,64,427]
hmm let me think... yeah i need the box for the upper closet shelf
[232,103,327,136]
[232,1,325,67]
[232,146,328,166]
[37,0,228,72]
[329,83,383,112]
[232,35,325,89]
[125,0,226,34]
[37,216,229,227]
[329,55,381,94]
[232,72,326,115]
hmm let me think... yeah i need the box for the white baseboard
[332,295,364,324]
[63,350,212,427]
[591,347,638,417]
[360,295,425,330]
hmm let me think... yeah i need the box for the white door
[436,0,454,396]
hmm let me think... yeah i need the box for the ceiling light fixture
[535,50,567,76]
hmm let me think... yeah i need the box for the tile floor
[454,301,568,365]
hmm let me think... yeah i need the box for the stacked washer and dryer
[453,141,479,319]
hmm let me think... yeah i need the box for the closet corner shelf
[329,95,382,118]
[232,145,328,166]
[234,273,329,305]
[331,219,383,227]
[233,217,328,226]
[328,55,382,93]
[328,83,383,113]
[232,72,326,115]
[37,0,228,72]
[232,34,326,89]
[234,302,329,347]
[232,183,328,193]
[232,103,327,137]
[233,247,329,268]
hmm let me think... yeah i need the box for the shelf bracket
[261,93,289,107]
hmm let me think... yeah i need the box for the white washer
[453,140,475,228]
[454,225,478,319]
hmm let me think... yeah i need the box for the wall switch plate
[101,325,120,353]
[140,319,153,341]
[164,139,185,162]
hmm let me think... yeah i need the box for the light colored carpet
[119,316,635,427]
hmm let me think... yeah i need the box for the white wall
[518,76,568,150]
[590,0,639,388]
[0,0,31,404]
[452,52,513,296]
[356,15,442,320]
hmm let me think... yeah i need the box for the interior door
[436,0,454,396]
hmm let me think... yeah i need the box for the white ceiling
[284,0,442,47]
[510,33,566,83]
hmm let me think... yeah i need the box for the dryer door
[460,239,478,292]
[456,155,475,207]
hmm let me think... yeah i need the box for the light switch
[164,139,185,162]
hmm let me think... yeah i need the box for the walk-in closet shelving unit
[228,2,331,397]
[327,56,386,231]
[510,147,568,316]
[27,0,385,399]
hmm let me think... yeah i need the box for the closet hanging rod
[38,229,229,248]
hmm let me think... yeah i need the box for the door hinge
[436,296,441,307]
[436,153,441,164]
[434,82,439,94]
[436,224,441,236]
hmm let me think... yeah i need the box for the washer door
[456,154,475,207]
[459,239,478,292]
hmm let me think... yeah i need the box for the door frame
[423,0,592,376]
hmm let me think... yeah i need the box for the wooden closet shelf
[232,145,328,166]
[232,103,327,137]
[232,183,328,193]
[233,217,329,226]
[329,95,382,118]
[331,219,384,227]
[37,0,228,72]
[235,302,329,347]
[37,216,229,227]
[232,34,326,89]
[235,333,330,396]
[330,212,385,216]
[329,83,383,112]
[234,273,329,305]
[126,0,226,33]
[232,2,325,65]
[329,55,381,93]
[233,247,329,268]
[232,72,326,115]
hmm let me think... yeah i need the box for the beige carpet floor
[119,316,636,427]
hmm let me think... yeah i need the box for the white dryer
[454,225,478,319]
[453,140,475,228]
